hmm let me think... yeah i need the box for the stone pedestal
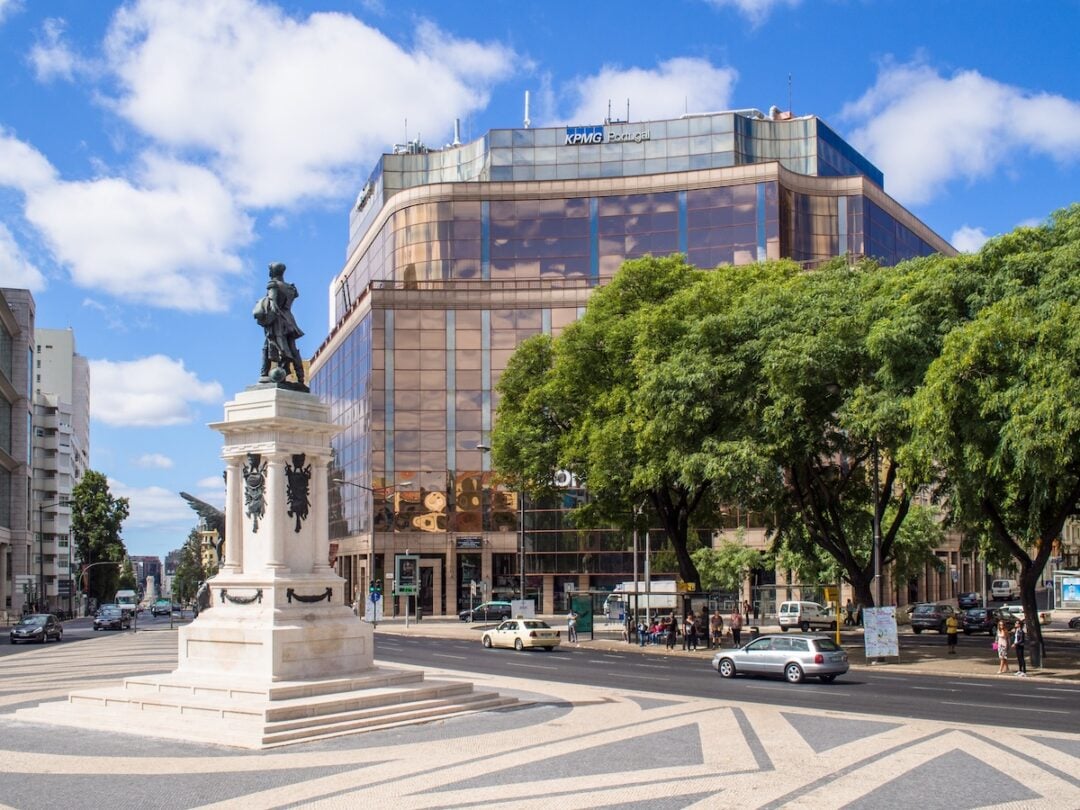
[178,385,371,682]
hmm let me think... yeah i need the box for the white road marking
[506,663,558,671]
[942,700,1069,715]
[432,654,467,660]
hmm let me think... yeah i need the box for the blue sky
[1,0,1077,561]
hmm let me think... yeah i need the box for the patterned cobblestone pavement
[0,629,1077,809]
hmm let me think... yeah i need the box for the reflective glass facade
[313,110,955,615]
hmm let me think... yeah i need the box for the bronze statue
[243,453,267,532]
[254,262,305,386]
[285,453,311,533]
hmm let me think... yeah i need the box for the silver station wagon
[712,633,849,684]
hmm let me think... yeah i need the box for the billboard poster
[395,555,419,595]
[1061,577,1080,605]
[863,606,899,658]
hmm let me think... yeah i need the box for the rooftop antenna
[606,98,612,124]
[626,98,630,122]
[788,73,793,114]
[524,90,531,129]
[453,118,462,146]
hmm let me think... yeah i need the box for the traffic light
[369,581,381,597]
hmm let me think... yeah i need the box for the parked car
[957,592,982,609]
[10,613,63,644]
[894,604,918,626]
[777,601,839,632]
[459,601,513,623]
[962,607,1013,634]
[150,599,172,617]
[712,633,849,684]
[1001,603,1052,626]
[93,607,131,631]
[481,619,561,651]
[990,579,1020,601]
[909,603,957,634]
[1069,616,1080,630]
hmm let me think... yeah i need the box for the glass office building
[310,109,955,616]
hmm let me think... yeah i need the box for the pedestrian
[667,615,678,649]
[1013,620,1027,677]
[567,609,578,644]
[945,611,959,654]
[730,606,743,647]
[844,598,855,627]
[637,619,647,647]
[684,612,698,651]
[743,599,751,625]
[710,611,724,649]
[995,619,1010,674]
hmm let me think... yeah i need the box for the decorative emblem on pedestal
[219,588,264,605]
[244,453,267,532]
[285,453,311,532]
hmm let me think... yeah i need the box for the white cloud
[135,452,174,469]
[841,60,1080,205]
[0,132,252,311]
[103,0,521,207]
[0,223,46,290]
[90,355,224,427]
[196,475,224,491]
[950,225,990,253]
[0,0,23,26]
[108,478,192,530]
[560,58,739,126]
[30,18,90,83]
[704,0,801,27]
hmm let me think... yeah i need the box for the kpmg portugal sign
[564,125,651,145]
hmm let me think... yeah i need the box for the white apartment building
[32,328,90,615]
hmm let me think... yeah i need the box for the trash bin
[749,626,760,640]
[416,607,423,622]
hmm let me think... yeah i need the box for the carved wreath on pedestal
[285,453,311,533]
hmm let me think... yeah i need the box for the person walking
[1013,620,1027,677]
[995,619,1011,674]
[567,610,578,644]
[743,599,751,625]
[666,615,678,650]
[945,611,959,654]
[729,606,744,647]
[844,598,855,628]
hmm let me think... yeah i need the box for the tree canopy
[71,470,129,603]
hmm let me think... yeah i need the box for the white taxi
[1002,604,1052,625]
[481,619,561,651]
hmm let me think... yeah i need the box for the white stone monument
[17,383,514,749]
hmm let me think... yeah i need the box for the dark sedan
[458,601,513,623]
[962,607,1012,634]
[910,603,957,634]
[10,613,63,644]
[957,592,982,609]
[93,608,131,631]
[1070,616,1080,630]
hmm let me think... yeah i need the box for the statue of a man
[254,262,305,385]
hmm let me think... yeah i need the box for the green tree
[691,533,764,594]
[117,558,137,592]
[172,529,208,605]
[906,206,1080,659]
[71,470,129,603]
[493,255,720,589]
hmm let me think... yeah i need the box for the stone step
[67,676,478,724]
[121,667,424,703]
[259,692,519,747]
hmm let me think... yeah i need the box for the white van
[778,601,837,632]
[990,579,1020,601]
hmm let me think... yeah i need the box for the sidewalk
[374,614,1080,681]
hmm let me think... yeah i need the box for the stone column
[311,457,332,575]
[223,457,244,572]
[264,455,287,570]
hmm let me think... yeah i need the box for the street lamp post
[332,478,411,618]
[37,498,72,614]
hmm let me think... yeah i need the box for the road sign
[365,595,383,623]
[370,591,381,602]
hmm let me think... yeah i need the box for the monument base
[16,665,518,749]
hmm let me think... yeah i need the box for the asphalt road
[374,631,1080,734]
[0,612,185,657]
